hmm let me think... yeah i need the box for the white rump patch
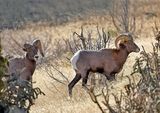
[70,50,81,70]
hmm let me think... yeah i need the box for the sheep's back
[77,50,114,70]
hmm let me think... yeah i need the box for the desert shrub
[0,74,45,113]
[44,26,113,88]
[87,36,160,113]
[110,0,136,33]
[0,37,8,95]
[67,26,111,53]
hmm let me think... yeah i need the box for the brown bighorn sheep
[68,33,140,97]
[8,39,44,81]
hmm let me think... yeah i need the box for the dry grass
[27,20,157,113]
[0,1,160,112]
[0,12,159,113]
[29,37,155,113]
[31,68,100,113]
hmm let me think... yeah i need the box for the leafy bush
[0,38,8,95]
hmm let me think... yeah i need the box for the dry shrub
[44,26,113,88]
[0,74,45,113]
[110,0,136,33]
[0,37,8,95]
[66,26,111,53]
[87,36,160,113]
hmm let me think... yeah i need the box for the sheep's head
[115,33,140,53]
[23,40,44,61]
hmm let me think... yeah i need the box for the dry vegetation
[0,0,160,113]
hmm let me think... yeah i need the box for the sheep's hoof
[67,96,71,100]
[67,91,72,100]
[67,95,73,101]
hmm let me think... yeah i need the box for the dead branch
[110,0,136,33]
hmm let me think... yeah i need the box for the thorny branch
[0,73,45,112]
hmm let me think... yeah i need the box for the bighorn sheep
[8,39,44,81]
[68,33,140,97]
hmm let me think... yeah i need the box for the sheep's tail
[70,50,81,70]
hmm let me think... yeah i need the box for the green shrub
[0,38,8,95]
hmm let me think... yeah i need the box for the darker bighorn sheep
[8,39,44,81]
[68,33,140,97]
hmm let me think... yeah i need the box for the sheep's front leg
[103,72,110,80]
[82,76,88,87]
[68,74,81,97]
[103,70,116,81]
[109,73,116,81]
[105,74,116,82]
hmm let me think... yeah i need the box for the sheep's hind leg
[82,70,89,87]
[82,76,88,86]
[82,70,90,91]
[68,74,81,97]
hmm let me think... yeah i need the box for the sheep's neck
[25,54,36,75]
[115,48,129,67]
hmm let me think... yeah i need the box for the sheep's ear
[23,43,31,51]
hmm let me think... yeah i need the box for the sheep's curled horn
[115,33,133,49]
[32,39,44,57]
